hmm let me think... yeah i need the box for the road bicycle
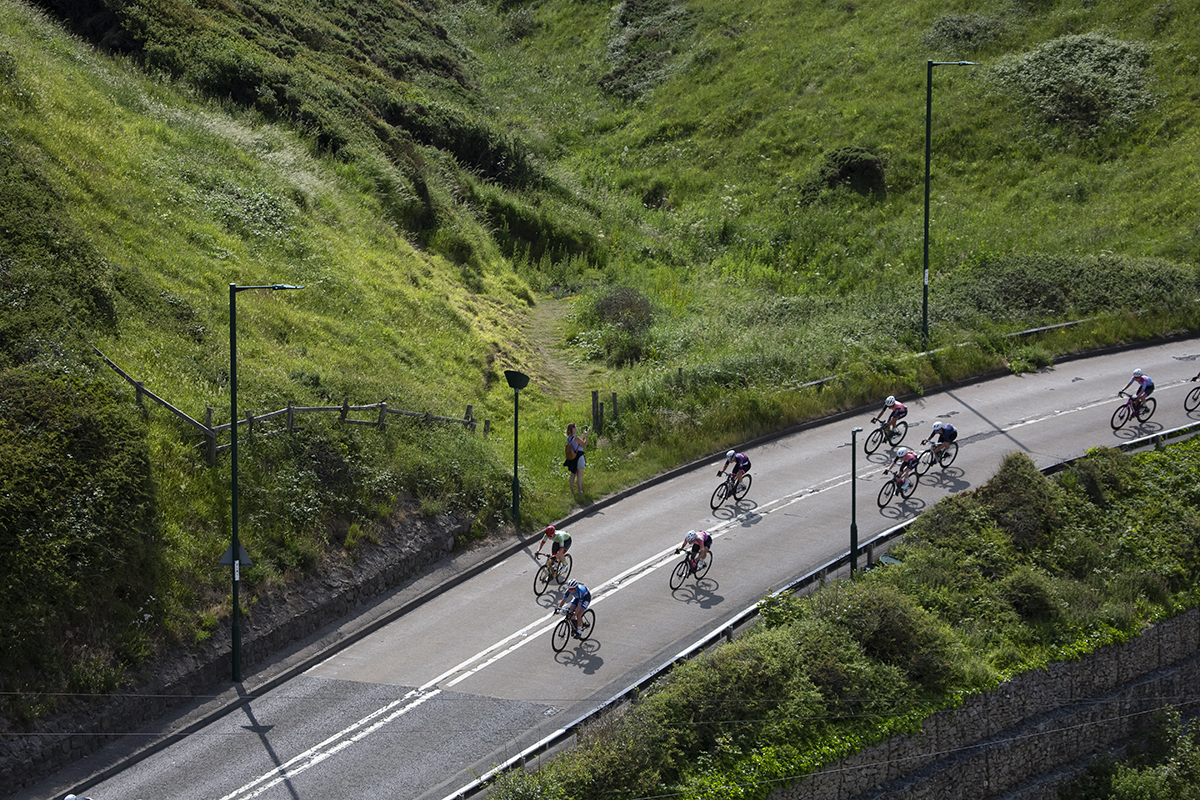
[1186,379,1200,413]
[533,552,573,596]
[1111,391,1155,430]
[669,548,713,590]
[916,439,959,475]
[710,470,751,511]
[550,605,595,652]
[877,469,918,508]
[864,416,908,455]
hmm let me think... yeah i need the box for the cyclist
[1120,369,1154,410]
[719,450,751,484]
[679,529,712,566]
[883,446,920,491]
[922,421,958,461]
[872,395,907,434]
[535,525,571,567]
[557,579,591,638]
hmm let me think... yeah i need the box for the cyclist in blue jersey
[719,450,751,484]
[922,421,958,461]
[1120,369,1154,410]
[557,579,592,638]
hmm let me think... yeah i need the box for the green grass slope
[1,0,1199,721]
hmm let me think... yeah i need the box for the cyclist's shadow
[877,494,927,520]
[712,499,758,521]
[921,467,971,493]
[1112,420,1164,441]
[672,578,724,609]
[555,640,602,674]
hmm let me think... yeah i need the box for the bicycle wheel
[533,563,552,596]
[1111,402,1131,430]
[864,427,885,455]
[555,554,573,585]
[877,479,896,508]
[900,473,919,498]
[669,559,690,590]
[886,421,908,446]
[938,442,959,468]
[1186,386,1200,413]
[710,481,729,511]
[551,618,571,652]
[694,552,713,580]
[733,473,752,501]
[1136,397,1156,423]
[578,608,596,641]
[916,449,935,476]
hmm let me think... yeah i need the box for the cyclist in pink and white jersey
[1120,369,1154,408]
[873,395,907,434]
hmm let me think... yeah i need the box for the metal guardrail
[443,415,1200,800]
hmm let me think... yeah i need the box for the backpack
[565,437,576,461]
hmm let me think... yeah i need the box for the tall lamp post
[504,370,529,530]
[923,59,978,350]
[227,282,303,682]
[850,427,862,574]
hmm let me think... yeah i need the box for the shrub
[986,33,1158,138]
[980,452,1064,550]
[923,13,1005,54]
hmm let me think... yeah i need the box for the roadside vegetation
[1,0,1199,732]
[489,443,1200,799]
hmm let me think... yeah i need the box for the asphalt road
[41,338,1200,800]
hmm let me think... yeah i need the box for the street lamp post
[923,59,978,350]
[504,370,529,530]
[227,282,303,682]
[850,427,862,574]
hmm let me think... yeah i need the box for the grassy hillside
[2,0,1199,713]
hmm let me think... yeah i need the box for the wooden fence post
[135,381,145,407]
[340,398,350,422]
[611,391,618,425]
[378,402,387,428]
[287,403,294,433]
[245,411,254,438]
[484,419,491,436]
[592,390,600,432]
[205,406,216,467]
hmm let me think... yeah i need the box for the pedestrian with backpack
[564,422,589,494]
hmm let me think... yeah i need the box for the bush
[923,13,1005,54]
[980,452,1064,550]
[986,33,1158,138]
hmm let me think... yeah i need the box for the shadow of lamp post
[504,370,530,530]
[225,282,303,683]
[851,426,862,574]
[923,59,978,350]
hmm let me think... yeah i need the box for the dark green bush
[0,367,160,699]
[981,452,1065,551]
[923,13,1005,54]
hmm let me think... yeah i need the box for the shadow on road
[671,579,724,609]
[1112,419,1164,440]
[555,640,602,674]
[921,466,971,493]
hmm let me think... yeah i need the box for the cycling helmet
[932,421,943,431]
[896,447,909,459]
[1133,368,1143,377]
[726,450,735,459]
[566,579,579,590]
[685,530,698,543]
[544,525,555,536]
[885,396,896,407]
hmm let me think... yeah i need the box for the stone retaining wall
[0,510,469,797]
[770,608,1200,800]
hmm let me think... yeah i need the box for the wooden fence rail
[94,347,487,466]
